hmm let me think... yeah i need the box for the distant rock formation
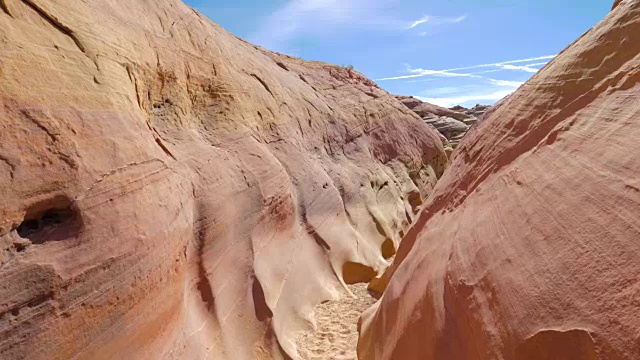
[0,1,447,359]
[395,96,491,156]
[359,1,640,359]
[450,104,492,120]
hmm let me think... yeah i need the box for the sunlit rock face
[0,1,447,359]
[359,1,640,359]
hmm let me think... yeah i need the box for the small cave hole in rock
[408,191,423,214]
[342,261,377,285]
[252,277,273,322]
[14,242,28,252]
[16,197,81,244]
[381,238,396,260]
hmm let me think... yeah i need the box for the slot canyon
[0,0,639,359]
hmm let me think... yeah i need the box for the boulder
[423,117,470,141]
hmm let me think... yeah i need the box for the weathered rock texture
[395,96,469,121]
[359,1,640,359]
[0,1,447,359]
[450,104,491,121]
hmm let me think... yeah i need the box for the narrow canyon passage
[290,98,491,360]
[295,283,377,360]
[3,0,635,359]
[289,98,491,360]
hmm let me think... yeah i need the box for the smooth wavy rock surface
[359,1,640,359]
[0,0,447,358]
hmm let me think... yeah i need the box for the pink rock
[0,1,446,358]
[359,1,640,359]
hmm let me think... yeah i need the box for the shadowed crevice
[407,191,423,214]
[0,0,13,17]
[252,276,273,322]
[15,195,82,245]
[250,73,275,98]
[20,0,86,54]
[381,238,396,260]
[196,256,215,311]
[515,329,598,360]
[343,261,377,285]
[194,211,216,312]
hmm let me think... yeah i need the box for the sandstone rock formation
[422,116,470,147]
[0,1,447,359]
[395,96,469,121]
[359,1,640,359]
[395,96,489,150]
[450,104,491,122]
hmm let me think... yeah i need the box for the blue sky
[184,0,610,107]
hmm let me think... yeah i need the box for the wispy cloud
[424,86,476,96]
[488,79,525,87]
[446,56,556,72]
[418,89,515,108]
[378,66,482,81]
[377,55,555,81]
[406,14,467,29]
[407,16,431,29]
[250,0,365,53]
[496,61,549,73]
[418,78,523,107]
[410,69,527,108]
[499,64,539,73]
[251,0,469,53]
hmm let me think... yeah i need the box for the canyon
[0,0,444,358]
[0,0,638,360]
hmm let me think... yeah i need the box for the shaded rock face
[422,116,470,147]
[395,96,490,149]
[360,2,640,360]
[0,1,446,359]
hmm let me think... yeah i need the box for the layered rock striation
[0,1,446,359]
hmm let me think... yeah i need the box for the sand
[295,283,377,360]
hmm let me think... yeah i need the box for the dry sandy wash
[0,0,445,359]
[295,283,376,360]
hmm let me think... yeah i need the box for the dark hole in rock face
[17,219,40,236]
[252,277,273,322]
[14,242,28,252]
[343,261,377,285]
[381,238,396,260]
[407,191,423,214]
[15,196,81,244]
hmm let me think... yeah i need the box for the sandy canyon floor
[295,283,377,360]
